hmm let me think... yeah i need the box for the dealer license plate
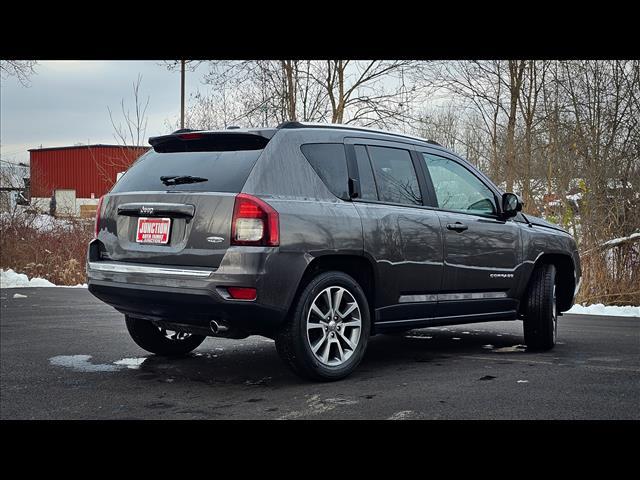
[136,217,171,244]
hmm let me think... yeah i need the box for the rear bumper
[88,279,285,334]
[86,248,289,335]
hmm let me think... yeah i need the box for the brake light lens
[231,193,279,246]
[177,132,203,140]
[94,195,104,238]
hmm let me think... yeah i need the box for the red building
[28,144,149,215]
[29,144,149,198]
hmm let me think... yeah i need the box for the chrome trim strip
[88,262,213,278]
[439,291,508,301]
[398,292,507,303]
[399,294,438,303]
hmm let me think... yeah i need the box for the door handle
[446,222,468,232]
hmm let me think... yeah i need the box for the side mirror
[501,192,522,218]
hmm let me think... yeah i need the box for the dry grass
[577,240,640,306]
[0,208,93,286]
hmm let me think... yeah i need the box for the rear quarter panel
[241,129,364,313]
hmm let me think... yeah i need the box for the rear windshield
[111,150,262,193]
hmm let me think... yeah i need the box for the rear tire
[275,271,371,381]
[125,315,206,356]
[523,264,557,351]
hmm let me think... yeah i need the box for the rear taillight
[94,195,104,238]
[231,193,279,246]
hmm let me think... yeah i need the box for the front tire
[125,315,206,356]
[523,264,557,351]
[275,271,371,381]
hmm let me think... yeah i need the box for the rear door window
[300,143,349,200]
[111,150,262,193]
[367,146,422,206]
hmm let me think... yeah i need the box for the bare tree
[200,60,330,127]
[516,60,549,211]
[310,60,430,129]
[108,74,150,147]
[0,60,38,86]
[431,61,507,183]
[417,103,462,150]
[503,60,526,192]
[91,74,151,186]
[193,60,431,130]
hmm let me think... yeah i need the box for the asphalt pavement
[1,288,638,420]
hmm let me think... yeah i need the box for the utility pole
[180,59,186,129]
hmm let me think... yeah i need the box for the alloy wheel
[306,286,362,366]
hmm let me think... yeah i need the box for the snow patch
[388,410,415,420]
[1,269,88,289]
[566,192,582,202]
[1,269,56,288]
[113,357,147,369]
[50,354,149,372]
[278,394,358,420]
[567,303,639,317]
[0,212,74,232]
[600,232,640,249]
[49,355,121,373]
[493,344,527,353]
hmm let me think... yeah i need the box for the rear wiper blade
[160,175,208,186]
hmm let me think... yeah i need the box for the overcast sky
[1,60,211,165]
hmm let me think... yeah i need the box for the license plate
[136,217,171,244]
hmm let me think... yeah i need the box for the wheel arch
[526,253,576,313]
[286,254,376,321]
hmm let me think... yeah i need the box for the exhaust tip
[209,320,229,335]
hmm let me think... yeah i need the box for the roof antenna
[226,125,241,130]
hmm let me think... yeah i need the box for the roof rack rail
[276,121,305,129]
[276,121,443,148]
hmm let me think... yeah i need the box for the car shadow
[130,324,529,387]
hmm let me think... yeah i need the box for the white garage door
[55,189,76,216]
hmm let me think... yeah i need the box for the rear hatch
[96,130,274,269]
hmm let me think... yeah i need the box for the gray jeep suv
[87,122,581,381]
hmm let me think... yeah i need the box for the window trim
[345,137,427,208]
[418,148,504,219]
[346,143,378,201]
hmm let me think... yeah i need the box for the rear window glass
[111,150,262,193]
[300,143,349,200]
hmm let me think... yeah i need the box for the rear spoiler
[148,129,276,153]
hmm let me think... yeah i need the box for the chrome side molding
[88,262,213,277]
[399,291,507,303]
